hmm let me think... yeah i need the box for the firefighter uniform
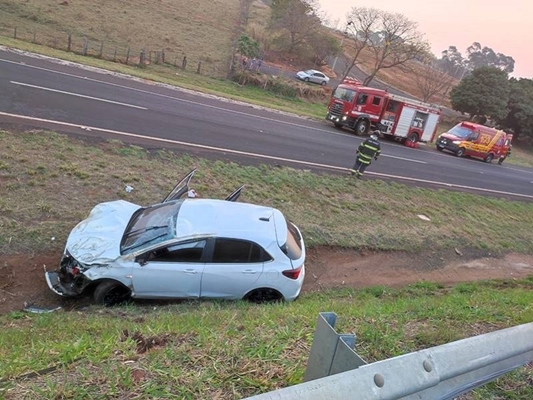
[350,133,381,178]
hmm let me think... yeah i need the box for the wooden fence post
[33,29,36,43]
[139,49,146,67]
[67,34,72,52]
[162,49,165,64]
[14,27,17,40]
[196,61,202,74]
[182,56,187,70]
[82,37,88,56]
[99,41,104,58]
[113,48,117,62]
[126,47,130,64]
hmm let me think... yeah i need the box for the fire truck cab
[326,79,441,144]
[436,122,512,163]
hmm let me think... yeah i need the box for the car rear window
[282,221,302,260]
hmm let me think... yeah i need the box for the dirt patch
[1,248,533,315]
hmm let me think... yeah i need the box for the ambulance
[436,122,512,163]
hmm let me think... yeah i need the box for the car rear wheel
[354,120,369,136]
[304,77,310,82]
[456,148,465,157]
[94,280,131,306]
[244,288,283,303]
[484,154,494,163]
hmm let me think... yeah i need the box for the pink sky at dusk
[317,0,532,79]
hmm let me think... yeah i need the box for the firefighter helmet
[370,130,380,140]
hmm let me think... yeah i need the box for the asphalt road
[1,47,532,200]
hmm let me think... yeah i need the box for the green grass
[1,280,532,398]
[1,129,533,255]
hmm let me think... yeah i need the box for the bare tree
[340,8,380,81]
[270,0,322,53]
[343,8,428,86]
[412,59,455,102]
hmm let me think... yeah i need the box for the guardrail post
[303,312,366,382]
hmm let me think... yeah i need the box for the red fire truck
[326,79,442,145]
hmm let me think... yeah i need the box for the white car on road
[296,69,330,86]
[45,170,306,306]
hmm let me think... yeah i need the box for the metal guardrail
[245,312,533,400]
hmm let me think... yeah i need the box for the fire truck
[326,79,442,145]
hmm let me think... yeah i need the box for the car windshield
[448,125,474,139]
[121,201,183,254]
[333,87,356,102]
[304,70,314,74]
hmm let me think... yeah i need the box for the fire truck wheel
[484,154,494,163]
[407,132,419,143]
[456,148,465,157]
[354,120,369,136]
[334,122,343,129]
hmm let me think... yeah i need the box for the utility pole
[332,21,353,73]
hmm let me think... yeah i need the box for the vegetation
[1,129,533,256]
[1,280,532,398]
[450,67,511,121]
[0,128,532,398]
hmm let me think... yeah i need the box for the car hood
[66,200,141,264]
[440,133,462,141]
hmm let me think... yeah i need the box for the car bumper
[45,271,83,297]
[437,140,459,152]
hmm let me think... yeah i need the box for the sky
[317,0,532,79]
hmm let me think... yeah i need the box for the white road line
[10,81,148,110]
[1,111,531,200]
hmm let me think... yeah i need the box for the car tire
[94,280,131,307]
[407,132,419,144]
[484,154,494,163]
[244,288,283,303]
[436,146,444,151]
[321,81,326,86]
[304,77,309,82]
[354,120,369,136]
[456,148,465,157]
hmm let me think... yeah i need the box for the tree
[237,35,260,58]
[498,78,533,143]
[450,67,510,121]
[466,42,515,73]
[308,28,339,66]
[343,8,428,85]
[270,0,322,53]
[412,58,455,102]
[438,46,467,79]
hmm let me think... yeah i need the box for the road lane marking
[0,111,531,200]
[10,81,148,110]
[0,56,394,144]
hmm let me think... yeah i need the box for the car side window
[372,96,382,106]
[147,239,207,263]
[211,238,271,263]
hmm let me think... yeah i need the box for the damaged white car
[45,170,306,306]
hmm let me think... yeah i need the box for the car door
[200,238,268,299]
[131,239,207,298]
[312,72,324,84]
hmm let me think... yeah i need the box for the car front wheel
[94,280,131,306]
[321,81,326,86]
[484,154,494,163]
[304,77,309,82]
[456,148,465,157]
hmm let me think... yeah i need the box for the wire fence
[0,25,230,77]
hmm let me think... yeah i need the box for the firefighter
[350,130,382,178]
[498,144,512,165]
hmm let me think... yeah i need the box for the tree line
[240,1,531,143]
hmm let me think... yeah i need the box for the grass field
[0,1,532,397]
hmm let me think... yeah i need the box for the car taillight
[282,266,302,280]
